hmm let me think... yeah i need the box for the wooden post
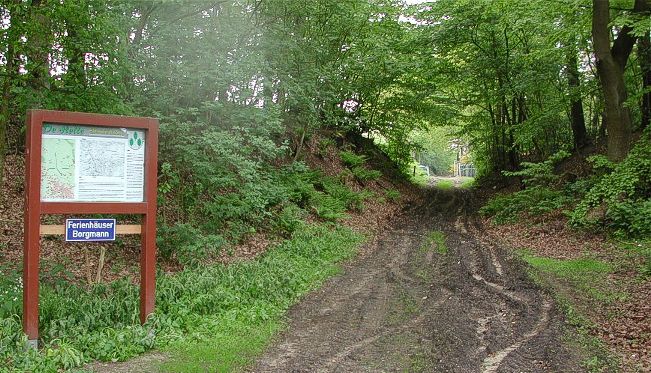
[140,119,158,324]
[23,110,42,347]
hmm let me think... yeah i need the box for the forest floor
[250,186,586,372]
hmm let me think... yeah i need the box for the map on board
[41,138,76,200]
[40,124,146,202]
[79,138,125,178]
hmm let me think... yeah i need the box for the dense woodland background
[1,0,651,371]
[0,0,650,238]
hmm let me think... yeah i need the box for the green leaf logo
[129,131,144,150]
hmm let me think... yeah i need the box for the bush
[503,150,570,187]
[605,200,651,238]
[157,224,226,266]
[569,134,651,236]
[339,151,366,167]
[340,150,382,181]
[480,186,574,224]
[271,203,306,237]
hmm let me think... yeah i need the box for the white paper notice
[40,124,146,202]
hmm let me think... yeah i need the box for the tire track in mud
[251,187,583,372]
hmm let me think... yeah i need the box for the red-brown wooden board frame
[23,109,159,346]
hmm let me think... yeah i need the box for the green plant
[339,151,366,168]
[480,186,575,224]
[157,224,226,267]
[421,231,448,254]
[0,225,363,372]
[271,203,306,237]
[384,189,401,201]
[351,166,382,181]
[0,266,21,319]
[570,135,651,235]
[460,178,475,189]
[502,150,570,187]
[317,138,336,156]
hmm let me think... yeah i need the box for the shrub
[271,203,306,237]
[351,166,382,181]
[605,200,651,238]
[385,189,401,201]
[502,150,570,187]
[569,134,651,236]
[480,186,574,224]
[157,224,226,266]
[339,151,366,167]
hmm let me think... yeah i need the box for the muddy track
[251,188,584,372]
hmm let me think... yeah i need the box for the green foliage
[339,150,383,181]
[340,151,366,168]
[480,186,575,224]
[271,203,306,238]
[384,189,401,201]
[570,135,651,237]
[0,225,363,372]
[502,150,571,187]
[351,167,382,181]
[604,200,651,238]
[157,224,226,267]
[519,251,618,303]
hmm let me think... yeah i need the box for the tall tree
[638,31,651,130]
[591,0,647,161]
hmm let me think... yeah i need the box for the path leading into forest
[251,187,583,372]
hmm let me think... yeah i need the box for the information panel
[40,123,145,202]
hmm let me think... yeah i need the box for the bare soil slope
[251,187,584,372]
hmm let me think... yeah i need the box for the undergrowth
[0,225,363,372]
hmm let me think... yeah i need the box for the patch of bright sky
[400,0,432,25]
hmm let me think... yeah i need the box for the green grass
[0,224,364,373]
[459,178,475,189]
[421,231,448,254]
[518,251,618,303]
[160,320,279,372]
[518,250,622,371]
[435,180,454,190]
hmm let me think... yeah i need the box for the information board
[40,124,146,202]
[23,110,159,348]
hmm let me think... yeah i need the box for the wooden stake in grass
[95,246,106,284]
[85,248,93,286]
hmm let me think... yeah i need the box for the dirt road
[251,187,584,372]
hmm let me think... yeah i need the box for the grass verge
[517,250,621,371]
[0,224,363,373]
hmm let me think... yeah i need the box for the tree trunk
[27,0,51,98]
[566,50,589,150]
[638,31,651,130]
[592,0,645,161]
[0,0,22,189]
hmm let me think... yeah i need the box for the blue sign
[65,219,116,242]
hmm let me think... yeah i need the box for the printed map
[79,138,125,178]
[41,138,76,200]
